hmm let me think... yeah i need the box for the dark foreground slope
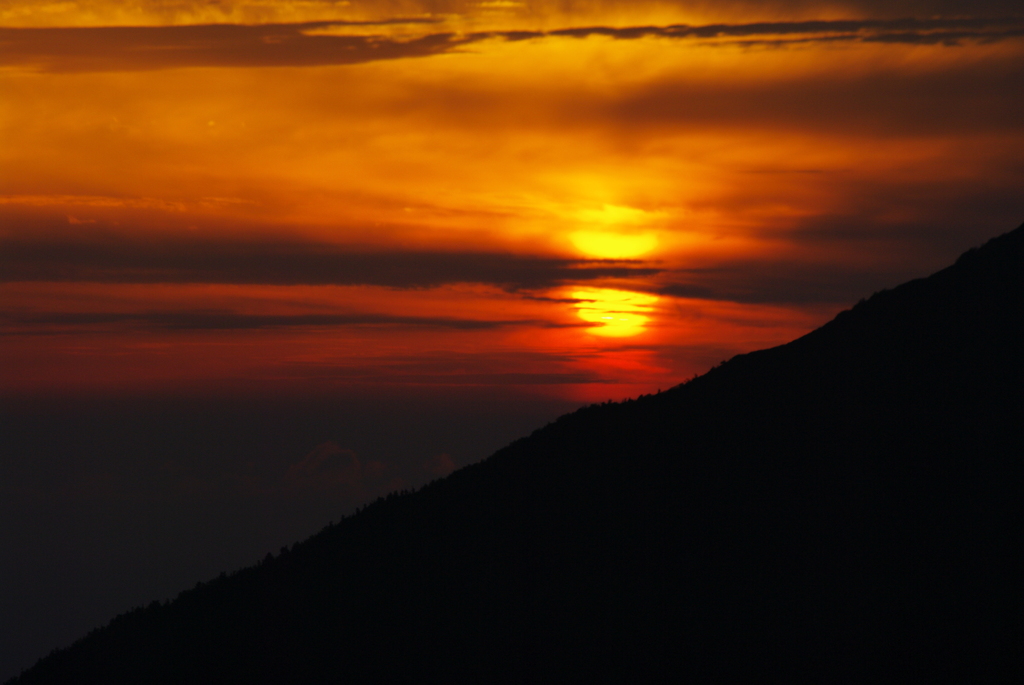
[11,224,1024,684]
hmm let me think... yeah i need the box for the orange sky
[2,0,1023,403]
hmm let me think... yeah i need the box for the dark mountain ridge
[10,224,1024,683]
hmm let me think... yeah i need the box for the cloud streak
[0,20,462,72]
[0,233,660,289]
[529,17,1024,43]
[0,310,584,333]
[656,262,911,304]
[3,16,1021,72]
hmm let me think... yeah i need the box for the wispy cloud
[656,262,909,304]
[0,21,467,72]
[518,17,1024,44]
[3,17,1021,72]
[0,230,660,289]
[0,310,585,333]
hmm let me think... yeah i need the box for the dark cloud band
[3,16,1021,72]
[0,310,586,333]
[0,233,660,289]
[656,261,922,305]
[0,22,464,72]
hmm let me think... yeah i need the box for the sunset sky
[4,0,1022,404]
[1,0,1023,677]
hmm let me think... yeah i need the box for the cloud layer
[3,17,1022,72]
[0,231,659,288]
[0,310,584,333]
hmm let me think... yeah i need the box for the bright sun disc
[570,231,658,259]
[572,288,658,337]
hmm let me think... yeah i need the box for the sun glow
[571,288,658,337]
[570,231,658,259]
[575,204,649,225]
[567,205,660,258]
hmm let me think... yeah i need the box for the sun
[567,205,659,259]
[570,231,658,259]
[571,288,659,337]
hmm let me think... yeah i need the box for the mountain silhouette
[9,224,1024,684]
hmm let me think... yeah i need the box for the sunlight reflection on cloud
[571,288,659,337]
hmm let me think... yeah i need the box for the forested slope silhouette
[10,223,1024,683]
